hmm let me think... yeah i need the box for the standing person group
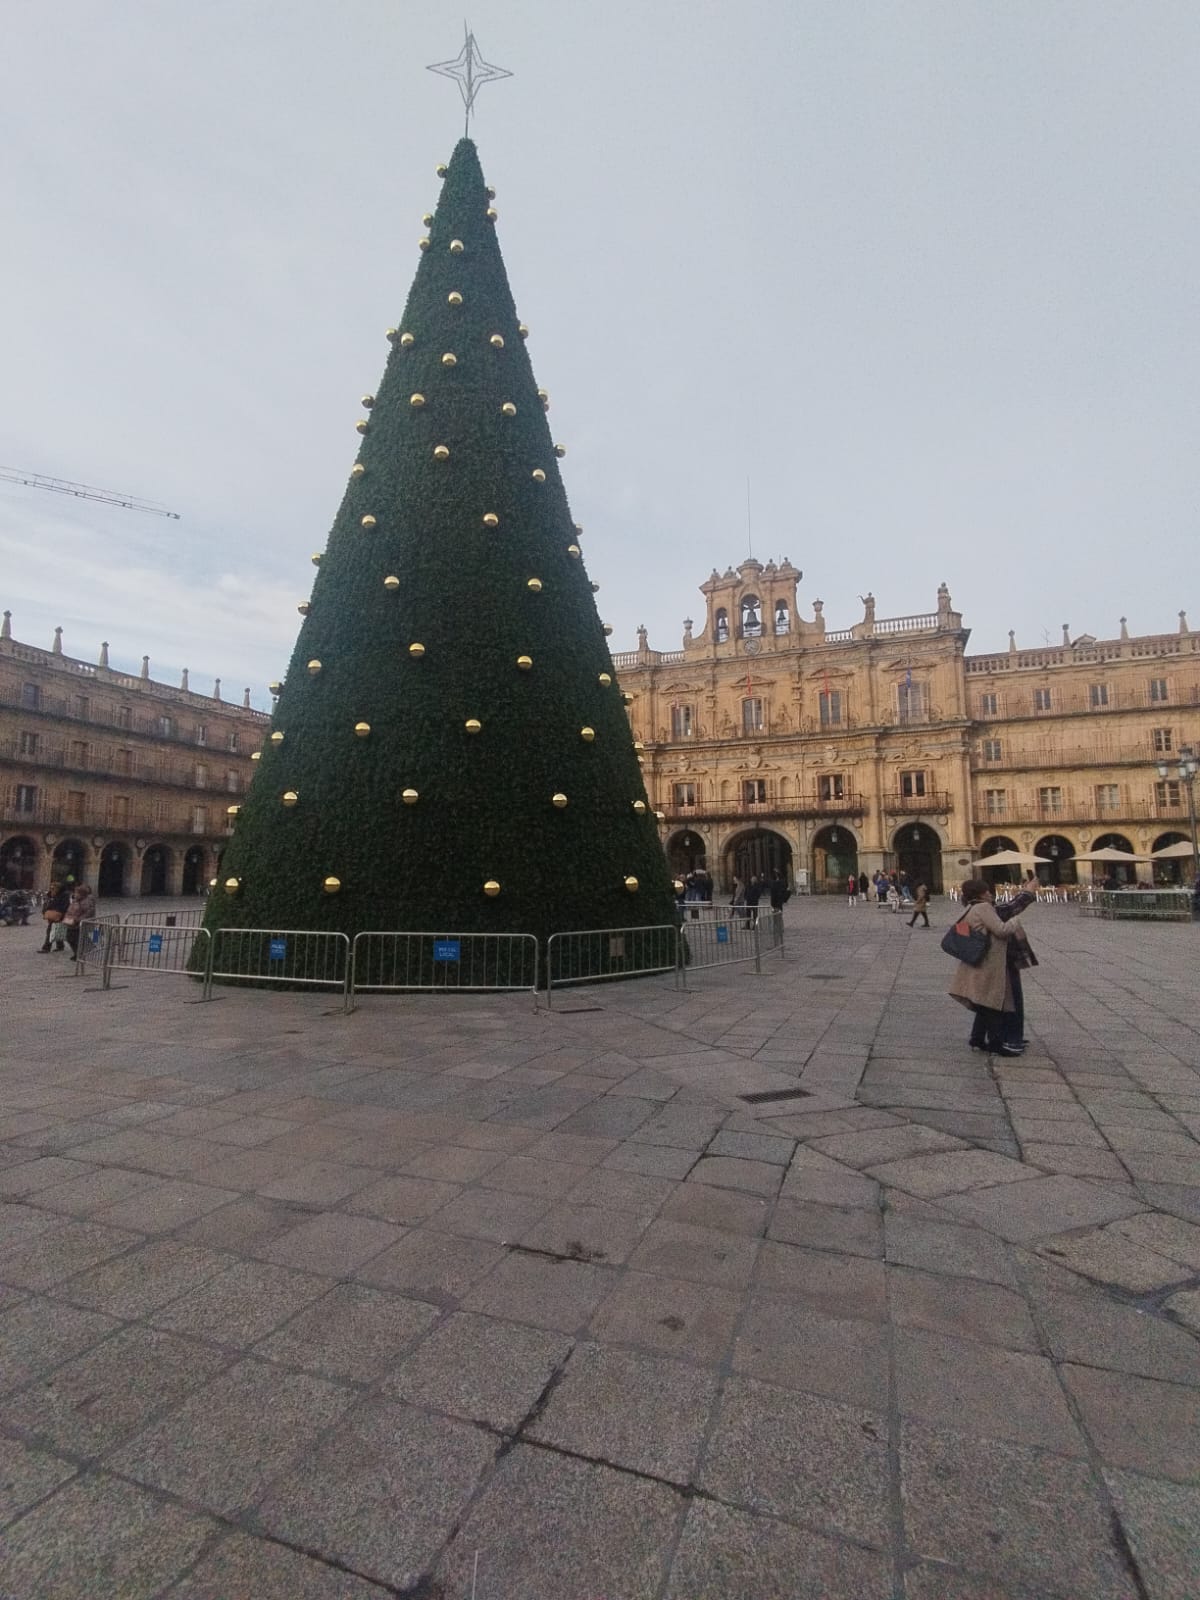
[38,882,95,957]
[947,878,1037,1055]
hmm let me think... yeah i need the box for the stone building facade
[0,613,268,896]
[615,561,1200,893]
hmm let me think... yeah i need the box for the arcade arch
[811,824,857,893]
[140,844,172,897]
[1034,835,1077,886]
[892,821,943,894]
[98,842,131,898]
[0,836,37,891]
[724,828,793,891]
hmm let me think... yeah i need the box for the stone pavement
[1,897,1198,1598]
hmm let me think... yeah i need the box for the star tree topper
[427,26,512,135]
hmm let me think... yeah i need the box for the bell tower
[692,558,808,656]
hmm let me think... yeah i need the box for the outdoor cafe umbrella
[972,849,1050,868]
[1151,840,1195,859]
[1073,847,1152,863]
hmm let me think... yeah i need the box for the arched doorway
[667,830,707,879]
[181,845,207,896]
[1151,832,1190,886]
[51,838,87,888]
[98,843,130,898]
[0,836,37,891]
[1092,834,1139,886]
[893,822,943,894]
[1034,835,1077,886]
[978,836,1019,885]
[811,825,858,894]
[140,844,171,897]
[726,828,793,893]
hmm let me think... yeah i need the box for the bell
[516,655,532,670]
[441,352,457,366]
[354,721,371,737]
[580,726,595,742]
[598,672,611,686]
[307,659,322,674]
[465,718,482,734]
[552,792,568,808]
[526,578,543,592]
[323,875,341,894]
[482,512,499,528]
[483,879,501,897]
[624,876,639,892]
[531,469,546,483]
[410,393,426,408]
[449,238,464,253]
[282,791,298,807]
[224,877,241,895]
[361,515,377,529]
[489,333,504,348]
[402,788,419,805]
[633,800,646,814]
[433,445,450,460]
[383,576,399,591]
[409,642,426,658]
[501,402,516,417]
[447,291,463,306]
[399,332,414,347]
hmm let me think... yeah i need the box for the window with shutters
[818,774,845,802]
[671,704,694,739]
[900,770,927,798]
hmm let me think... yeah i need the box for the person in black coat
[39,882,71,953]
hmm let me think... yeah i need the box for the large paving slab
[0,894,1198,1594]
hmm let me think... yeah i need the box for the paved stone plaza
[1,898,1198,1598]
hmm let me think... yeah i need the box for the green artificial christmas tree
[203,138,677,955]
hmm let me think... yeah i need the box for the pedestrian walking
[947,878,1028,1056]
[907,883,931,927]
[847,873,858,906]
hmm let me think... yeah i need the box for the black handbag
[941,917,989,966]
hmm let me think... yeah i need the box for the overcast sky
[2,1,1197,706]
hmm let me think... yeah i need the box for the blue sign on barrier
[433,939,461,963]
[147,934,163,954]
[269,938,287,961]
[91,928,102,944]
[716,925,729,944]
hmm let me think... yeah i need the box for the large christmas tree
[203,138,676,950]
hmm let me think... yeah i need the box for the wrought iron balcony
[659,794,869,823]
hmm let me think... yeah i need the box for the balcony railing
[884,791,954,815]
[0,799,226,837]
[0,739,243,792]
[0,684,268,741]
[659,794,869,822]
[971,794,1190,826]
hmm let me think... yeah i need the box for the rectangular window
[14,784,37,814]
[117,706,132,730]
[1149,678,1169,704]
[742,779,767,805]
[70,740,88,767]
[897,681,930,723]
[1034,687,1053,712]
[1089,683,1109,708]
[1038,786,1064,815]
[20,682,40,710]
[191,805,207,834]
[158,715,176,739]
[818,689,842,727]
[116,747,133,775]
[818,774,845,802]
[979,692,998,716]
[670,704,693,739]
[900,770,927,798]
[17,731,38,757]
[982,739,1003,762]
[195,764,208,788]
[227,729,239,752]
[74,695,89,719]
[65,790,86,823]
[196,724,208,746]
[109,795,130,826]
[741,697,764,733]
[225,769,239,793]
[1156,780,1182,810]
[673,782,696,807]
[984,789,1006,817]
[1153,727,1173,753]
[1095,783,1121,813]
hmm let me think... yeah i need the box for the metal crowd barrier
[123,906,205,929]
[678,906,784,979]
[73,915,121,977]
[206,928,352,1010]
[1090,890,1193,923]
[545,924,681,1008]
[351,931,539,1006]
[102,923,212,991]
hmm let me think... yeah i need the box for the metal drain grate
[808,974,843,980]
[739,1087,814,1105]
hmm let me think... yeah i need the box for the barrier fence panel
[351,931,539,1004]
[124,907,205,930]
[206,929,351,1010]
[1096,890,1192,923]
[73,915,121,977]
[545,924,680,1008]
[678,907,784,981]
[102,924,212,992]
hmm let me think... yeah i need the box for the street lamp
[1156,743,1199,885]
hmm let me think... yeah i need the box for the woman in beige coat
[948,878,1025,1056]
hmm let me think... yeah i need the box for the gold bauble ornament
[422,213,433,226]
[386,327,398,341]
[310,553,321,566]
[574,523,584,534]
[361,515,377,530]
[598,672,612,686]
[399,332,414,348]
[433,445,450,460]
[226,804,240,817]
[526,578,543,592]
[633,740,645,751]
[531,469,546,483]
[418,237,431,251]
[489,333,504,349]
[441,352,457,367]
[449,238,464,254]
[409,642,426,658]
[591,581,600,593]
[602,623,613,635]
[673,877,685,893]
[307,659,322,674]
[486,185,496,199]
[224,877,241,895]
[465,718,482,734]
[624,876,639,892]
[282,791,298,807]
[483,879,501,897]
[351,462,366,476]
[410,393,426,408]
[402,788,419,805]
[633,800,646,814]
[250,751,261,762]
[482,512,499,528]
[436,163,447,177]
[580,726,595,742]
[516,655,533,671]
[567,544,581,559]
[361,394,375,408]
[637,755,645,766]
[552,792,568,808]
[537,388,549,405]
[383,575,400,591]
[485,207,498,221]
[297,602,310,615]
[517,322,529,338]
[501,402,516,417]
[656,810,666,822]
[323,875,341,894]
[209,877,218,890]
[269,681,283,696]
[355,420,369,434]
[554,444,566,458]
[354,721,371,738]
[447,291,463,307]
[622,692,635,705]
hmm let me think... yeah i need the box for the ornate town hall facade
[615,561,1200,893]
